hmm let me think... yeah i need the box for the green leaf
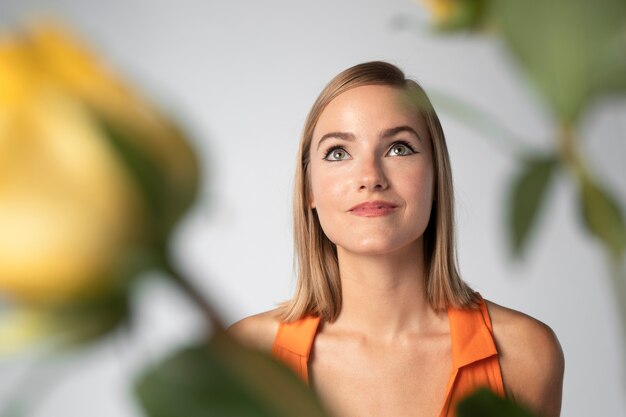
[0,281,133,356]
[35,282,132,352]
[492,0,626,122]
[579,179,626,257]
[457,388,537,417]
[508,154,558,258]
[56,294,129,346]
[92,113,200,247]
[596,33,626,93]
[135,331,332,417]
[94,115,172,245]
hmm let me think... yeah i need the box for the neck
[330,239,445,342]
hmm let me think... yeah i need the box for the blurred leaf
[94,114,171,245]
[492,0,626,122]
[508,154,558,257]
[95,111,201,249]
[457,388,537,417]
[0,279,132,356]
[96,111,201,248]
[136,330,331,417]
[50,287,131,348]
[579,179,626,257]
[596,31,626,92]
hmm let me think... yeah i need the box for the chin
[336,238,413,257]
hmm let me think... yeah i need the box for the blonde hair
[274,61,479,323]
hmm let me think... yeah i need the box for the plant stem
[159,250,226,333]
[556,123,590,185]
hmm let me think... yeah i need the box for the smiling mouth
[349,201,398,217]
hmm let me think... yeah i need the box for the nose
[357,155,388,191]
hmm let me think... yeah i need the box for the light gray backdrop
[1,1,625,416]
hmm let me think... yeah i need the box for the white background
[0,1,625,416]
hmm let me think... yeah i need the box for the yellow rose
[420,0,456,23]
[0,23,200,307]
[26,24,200,244]
[419,0,487,31]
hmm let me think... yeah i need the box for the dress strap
[448,294,499,369]
[439,294,505,416]
[271,315,321,384]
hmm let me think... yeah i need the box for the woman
[228,61,564,417]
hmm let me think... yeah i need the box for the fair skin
[228,85,564,417]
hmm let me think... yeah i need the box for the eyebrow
[381,125,423,142]
[316,131,356,150]
[316,125,423,150]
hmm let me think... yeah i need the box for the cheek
[309,170,349,240]
[397,164,435,219]
[309,166,347,209]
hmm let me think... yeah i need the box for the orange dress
[271,295,505,417]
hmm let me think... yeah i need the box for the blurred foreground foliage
[136,330,330,417]
[0,21,200,351]
[421,0,626,345]
[421,0,626,258]
[457,388,536,417]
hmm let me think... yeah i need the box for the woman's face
[309,84,434,256]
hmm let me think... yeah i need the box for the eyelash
[322,140,418,161]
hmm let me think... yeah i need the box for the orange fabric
[271,295,505,417]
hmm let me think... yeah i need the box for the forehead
[313,84,426,139]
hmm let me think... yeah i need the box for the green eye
[387,141,416,157]
[324,147,351,161]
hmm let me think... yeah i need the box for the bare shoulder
[227,309,282,353]
[485,299,565,417]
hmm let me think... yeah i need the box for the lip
[349,200,398,217]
